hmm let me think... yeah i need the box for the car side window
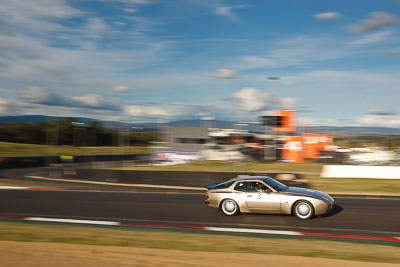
[234,181,268,192]
[234,182,247,192]
[246,182,259,192]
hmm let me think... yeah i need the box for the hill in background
[1,115,400,135]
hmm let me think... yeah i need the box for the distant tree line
[335,138,400,149]
[0,118,158,146]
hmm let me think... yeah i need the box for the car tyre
[221,199,239,216]
[294,200,314,220]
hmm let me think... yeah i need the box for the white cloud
[270,69,400,125]
[357,114,400,128]
[22,87,121,111]
[0,25,170,93]
[349,30,391,45]
[213,4,247,21]
[368,108,396,116]
[147,106,171,117]
[273,37,330,65]
[314,12,341,20]
[124,105,142,116]
[124,8,138,13]
[0,98,9,115]
[239,56,277,70]
[233,87,272,112]
[232,87,297,112]
[236,36,351,71]
[280,97,298,109]
[86,17,110,39]
[115,0,152,4]
[71,94,102,107]
[0,0,169,90]
[282,69,400,89]
[347,12,399,33]
[113,21,127,26]
[124,105,173,118]
[1,1,399,125]
[214,6,234,17]
[69,94,121,110]
[0,0,83,34]
[23,87,52,104]
[113,86,132,93]
[201,115,215,120]
[122,103,228,121]
[297,117,339,126]
[211,69,238,79]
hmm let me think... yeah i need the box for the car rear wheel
[294,200,314,220]
[221,199,239,216]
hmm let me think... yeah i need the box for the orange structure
[303,133,334,159]
[273,110,296,132]
[282,136,304,163]
[261,110,334,162]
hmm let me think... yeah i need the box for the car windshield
[264,178,287,191]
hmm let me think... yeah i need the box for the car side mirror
[266,188,272,194]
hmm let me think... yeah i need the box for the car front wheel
[221,199,239,216]
[294,200,314,220]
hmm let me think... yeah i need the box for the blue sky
[1,0,400,127]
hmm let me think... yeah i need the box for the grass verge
[118,160,324,174]
[0,222,399,263]
[0,141,149,157]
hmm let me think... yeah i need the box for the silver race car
[204,176,335,219]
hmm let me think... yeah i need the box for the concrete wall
[321,165,400,179]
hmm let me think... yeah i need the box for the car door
[244,182,281,211]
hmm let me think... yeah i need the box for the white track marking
[5,214,398,236]
[24,217,120,225]
[23,217,301,236]
[26,175,206,191]
[0,186,29,190]
[3,215,399,239]
[205,227,302,236]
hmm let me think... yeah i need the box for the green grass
[309,175,400,194]
[0,222,399,263]
[0,141,149,157]
[113,161,400,194]
[0,182,20,186]
[119,160,324,174]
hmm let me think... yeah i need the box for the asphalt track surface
[0,168,399,237]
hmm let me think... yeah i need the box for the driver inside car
[257,183,265,192]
